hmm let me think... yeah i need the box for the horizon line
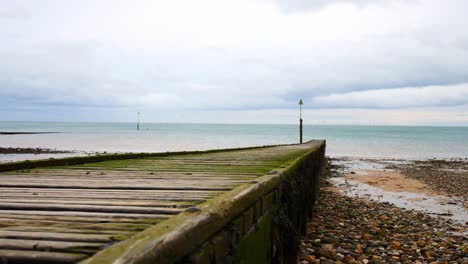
[0,120,467,128]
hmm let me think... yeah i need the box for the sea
[1,121,467,163]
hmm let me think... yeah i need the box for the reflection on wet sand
[329,158,468,226]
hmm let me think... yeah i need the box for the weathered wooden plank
[0,210,171,219]
[0,180,249,187]
[0,198,192,208]
[0,192,220,199]
[0,191,217,199]
[56,167,266,174]
[0,188,221,197]
[2,171,259,178]
[0,238,104,253]
[0,215,160,224]
[0,195,209,202]
[2,177,246,185]
[0,216,154,226]
[0,183,233,191]
[0,187,221,195]
[0,218,153,233]
[0,231,113,243]
[0,249,86,264]
[0,202,183,215]
[2,226,134,236]
[0,174,249,180]
[0,192,217,199]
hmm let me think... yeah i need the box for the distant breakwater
[0,147,71,154]
[0,132,60,135]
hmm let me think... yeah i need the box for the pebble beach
[298,159,468,264]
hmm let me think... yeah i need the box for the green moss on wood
[81,141,325,264]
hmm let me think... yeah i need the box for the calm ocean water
[1,122,467,161]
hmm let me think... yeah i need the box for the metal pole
[300,118,303,144]
[299,99,303,144]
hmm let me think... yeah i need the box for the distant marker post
[137,112,140,131]
[299,99,303,144]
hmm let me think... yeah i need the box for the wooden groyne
[0,140,325,264]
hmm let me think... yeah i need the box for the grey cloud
[0,0,468,124]
[0,2,30,20]
[268,0,393,13]
[310,83,468,109]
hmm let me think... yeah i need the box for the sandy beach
[298,158,468,264]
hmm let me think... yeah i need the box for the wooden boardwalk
[0,144,314,263]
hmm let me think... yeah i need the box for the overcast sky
[1,0,467,125]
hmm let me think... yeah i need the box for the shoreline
[332,156,468,162]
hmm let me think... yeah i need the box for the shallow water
[1,122,467,163]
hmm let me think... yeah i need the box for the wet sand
[344,169,434,195]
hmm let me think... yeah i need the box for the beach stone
[356,254,365,262]
[323,236,338,243]
[391,241,401,248]
[369,255,382,264]
[416,240,426,247]
[297,178,467,264]
[461,245,468,254]
[303,254,317,264]
[336,252,344,260]
[318,244,337,260]
[343,254,355,263]
[366,248,377,255]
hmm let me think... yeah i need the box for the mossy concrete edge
[80,140,325,264]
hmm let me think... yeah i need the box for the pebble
[298,190,468,264]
